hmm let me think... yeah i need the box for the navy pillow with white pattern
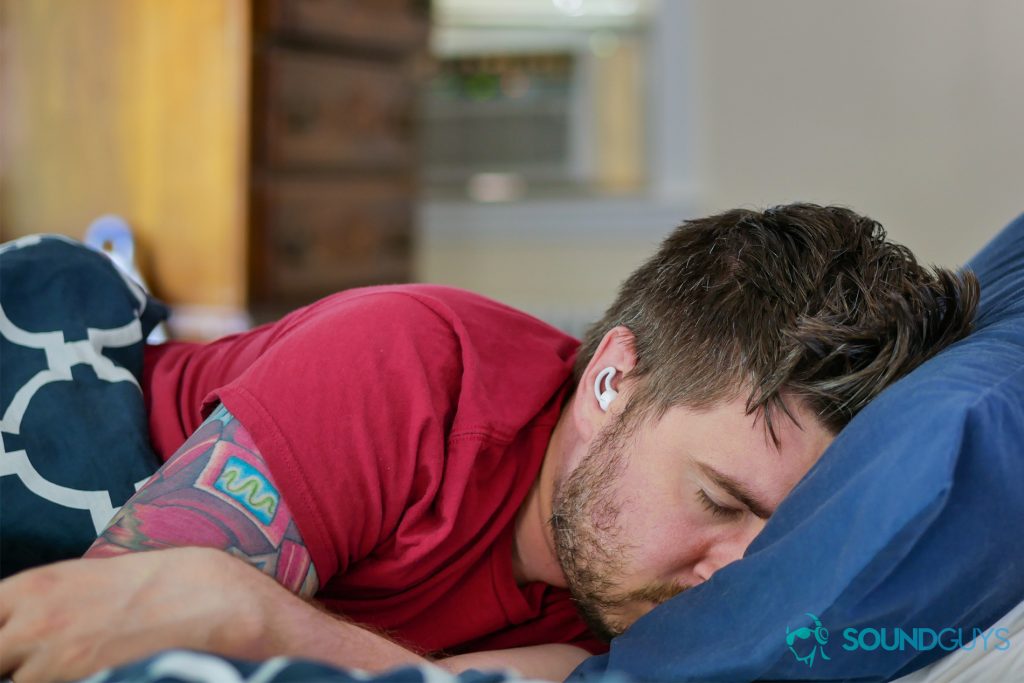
[0,235,167,576]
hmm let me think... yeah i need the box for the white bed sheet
[894,599,1024,683]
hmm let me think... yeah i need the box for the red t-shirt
[142,284,608,656]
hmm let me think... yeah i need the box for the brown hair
[572,204,979,439]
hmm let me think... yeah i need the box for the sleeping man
[0,204,978,682]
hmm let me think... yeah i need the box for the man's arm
[0,546,436,682]
[0,547,588,682]
[85,403,318,597]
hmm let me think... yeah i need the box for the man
[0,204,978,682]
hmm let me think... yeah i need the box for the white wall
[417,0,1024,325]
[690,0,1024,267]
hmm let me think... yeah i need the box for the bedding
[895,597,1024,683]
[0,234,167,576]
[78,653,571,683]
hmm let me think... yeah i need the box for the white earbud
[595,366,618,412]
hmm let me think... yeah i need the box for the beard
[550,410,689,642]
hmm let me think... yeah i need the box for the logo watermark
[842,626,1011,653]
[786,613,831,667]
[785,613,1012,668]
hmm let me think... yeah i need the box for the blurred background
[1,0,1021,339]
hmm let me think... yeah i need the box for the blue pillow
[570,214,1024,682]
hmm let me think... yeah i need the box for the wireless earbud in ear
[595,366,618,412]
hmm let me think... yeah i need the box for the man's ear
[573,326,637,439]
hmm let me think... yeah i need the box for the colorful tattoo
[85,404,320,598]
[215,457,278,522]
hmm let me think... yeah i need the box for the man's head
[551,204,979,640]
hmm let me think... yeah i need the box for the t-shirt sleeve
[204,291,462,584]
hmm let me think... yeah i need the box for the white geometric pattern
[0,234,152,533]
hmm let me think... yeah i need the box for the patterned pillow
[0,235,168,576]
[78,649,562,683]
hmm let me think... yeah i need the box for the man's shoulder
[293,284,580,355]
[256,282,579,447]
[314,284,552,326]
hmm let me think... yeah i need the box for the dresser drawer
[256,0,428,55]
[252,178,413,302]
[255,49,416,170]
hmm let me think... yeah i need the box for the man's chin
[583,587,690,640]
[609,600,657,631]
[575,600,651,642]
[570,597,626,642]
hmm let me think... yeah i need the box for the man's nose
[693,517,767,583]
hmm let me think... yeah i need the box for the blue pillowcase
[570,214,1024,682]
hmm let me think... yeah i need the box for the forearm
[255,595,435,672]
[0,547,437,683]
[85,542,426,671]
[83,545,583,678]
[220,578,588,681]
[233,559,587,678]
[160,547,433,672]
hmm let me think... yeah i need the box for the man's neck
[511,396,576,588]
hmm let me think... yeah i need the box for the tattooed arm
[84,403,318,597]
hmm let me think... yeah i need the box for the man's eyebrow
[696,461,774,520]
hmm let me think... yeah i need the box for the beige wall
[416,237,656,334]
[418,0,1024,323]
[690,0,1024,268]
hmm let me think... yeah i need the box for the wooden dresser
[249,0,429,320]
[0,0,429,337]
